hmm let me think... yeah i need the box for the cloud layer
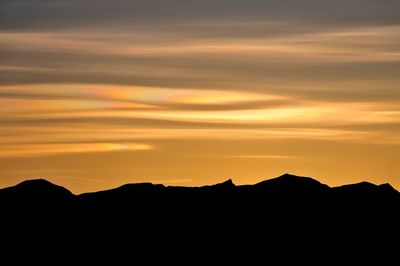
[0,0,399,192]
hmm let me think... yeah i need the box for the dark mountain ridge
[1,173,398,211]
[1,173,399,252]
[1,173,398,199]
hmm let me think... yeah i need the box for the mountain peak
[258,173,326,185]
[0,178,73,204]
[195,179,236,192]
[255,173,330,193]
[378,183,398,193]
[279,173,297,178]
[10,178,72,194]
[216,179,235,187]
[17,178,56,187]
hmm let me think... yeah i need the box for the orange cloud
[0,143,154,157]
[2,25,399,62]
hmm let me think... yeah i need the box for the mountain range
[1,173,399,255]
[1,173,398,213]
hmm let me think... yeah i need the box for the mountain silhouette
[252,173,330,193]
[1,174,398,213]
[333,181,399,195]
[1,174,399,256]
[0,178,73,197]
[0,179,73,210]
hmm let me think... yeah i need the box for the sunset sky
[1,0,400,193]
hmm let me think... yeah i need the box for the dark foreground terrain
[1,173,398,224]
[1,173,399,258]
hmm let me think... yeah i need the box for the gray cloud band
[1,0,400,30]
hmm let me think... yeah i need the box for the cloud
[0,81,399,156]
[2,25,400,60]
[1,0,400,160]
[2,0,400,31]
[0,142,154,157]
[1,25,399,104]
[192,155,299,160]
[0,84,284,114]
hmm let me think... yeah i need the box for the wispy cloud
[2,25,400,62]
[191,155,299,159]
[1,82,399,158]
[0,142,154,157]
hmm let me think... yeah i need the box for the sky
[1,0,400,193]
